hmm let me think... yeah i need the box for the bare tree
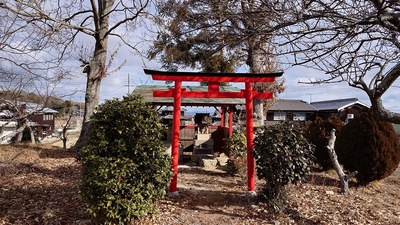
[59,113,74,149]
[259,0,400,123]
[0,67,67,144]
[0,0,153,148]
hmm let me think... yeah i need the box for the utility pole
[128,73,130,94]
[124,73,136,95]
[306,93,313,103]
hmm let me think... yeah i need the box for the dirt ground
[39,133,80,149]
[0,142,399,225]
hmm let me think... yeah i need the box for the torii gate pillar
[170,80,182,195]
[245,82,255,192]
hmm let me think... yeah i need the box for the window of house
[293,112,306,121]
[273,112,286,121]
[43,114,53,121]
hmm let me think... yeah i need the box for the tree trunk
[369,96,400,124]
[248,42,265,126]
[15,118,28,142]
[327,129,357,193]
[75,77,101,149]
[254,99,264,126]
[60,114,73,149]
[63,138,67,149]
[74,0,112,150]
[27,125,36,144]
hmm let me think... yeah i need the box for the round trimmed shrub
[77,94,172,224]
[336,111,400,185]
[254,121,315,212]
[303,116,344,170]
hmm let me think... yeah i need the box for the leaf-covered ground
[0,143,399,225]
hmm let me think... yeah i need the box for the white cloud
[58,30,400,114]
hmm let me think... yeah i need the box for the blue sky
[61,62,400,114]
[60,41,400,114]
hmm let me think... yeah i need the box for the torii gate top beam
[143,69,282,83]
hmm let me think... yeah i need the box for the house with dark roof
[0,101,58,141]
[310,98,369,122]
[27,107,58,139]
[236,99,318,126]
[265,99,318,124]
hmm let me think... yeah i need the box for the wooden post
[170,81,182,195]
[220,106,225,128]
[245,82,255,192]
[228,106,233,137]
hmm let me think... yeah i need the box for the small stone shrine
[192,113,215,165]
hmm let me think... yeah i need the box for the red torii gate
[143,69,283,195]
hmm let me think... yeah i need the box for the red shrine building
[142,69,283,195]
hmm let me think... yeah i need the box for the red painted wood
[229,107,233,137]
[245,82,255,192]
[151,74,275,82]
[208,82,220,93]
[143,69,283,82]
[170,80,182,193]
[154,89,273,99]
[220,107,225,128]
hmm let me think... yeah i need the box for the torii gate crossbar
[143,69,283,195]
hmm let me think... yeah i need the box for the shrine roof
[133,85,245,106]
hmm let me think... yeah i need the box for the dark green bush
[254,121,314,212]
[336,111,400,185]
[77,94,171,225]
[303,116,344,170]
[224,131,247,175]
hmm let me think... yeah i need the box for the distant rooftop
[270,99,318,111]
[236,99,318,112]
[311,98,369,111]
[161,106,187,112]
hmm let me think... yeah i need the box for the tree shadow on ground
[167,166,324,224]
[0,163,88,224]
[179,165,231,176]
[304,173,358,189]
[304,173,341,187]
[0,182,88,224]
[38,146,76,159]
[3,143,75,160]
[171,187,255,217]
[284,208,321,225]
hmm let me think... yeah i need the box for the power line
[123,73,137,94]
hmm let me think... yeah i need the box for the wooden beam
[144,69,283,83]
[154,89,273,99]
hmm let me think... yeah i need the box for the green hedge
[78,94,171,224]
[254,121,314,212]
